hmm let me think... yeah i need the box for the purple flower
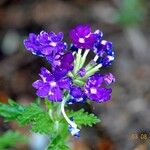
[94,40,115,66]
[70,44,78,52]
[52,52,74,79]
[32,67,72,102]
[69,25,97,49]
[78,68,86,77]
[94,29,103,43]
[104,73,115,85]
[24,31,67,59]
[67,86,86,104]
[84,73,115,103]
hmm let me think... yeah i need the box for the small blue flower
[68,125,80,138]
[67,86,86,104]
[70,44,78,52]
[68,117,80,137]
[94,40,115,66]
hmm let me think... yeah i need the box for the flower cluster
[24,24,115,137]
[32,67,72,102]
[24,31,67,63]
[84,73,115,102]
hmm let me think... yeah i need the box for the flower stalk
[61,94,80,137]
[79,49,90,69]
[73,48,82,74]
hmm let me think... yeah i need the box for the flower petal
[36,84,50,98]
[48,87,62,102]
[32,80,44,89]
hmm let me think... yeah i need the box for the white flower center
[50,42,57,47]
[108,55,114,61]
[90,88,97,94]
[94,29,100,34]
[49,91,54,95]
[101,40,107,45]
[79,38,85,43]
[50,81,57,87]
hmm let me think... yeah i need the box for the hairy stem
[61,94,77,128]
[79,49,90,69]
[73,49,82,75]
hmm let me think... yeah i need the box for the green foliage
[31,113,53,134]
[47,135,70,150]
[0,99,24,121]
[17,103,54,134]
[17,103,42,125]
[69,109,100,127]
[0,99,101,150]
[116,0,146,26]
[0,131,27,149]
[0,99,71,149]
[0,100,54,135]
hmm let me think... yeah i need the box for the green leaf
[47,134,70,150]
[0,99,54,135]
[46,121,70,150]
[0,99,71,149]
[31,112,53,134]
[0,131,27,149]
[68,109,100,127]
[17,103,53,134]
[0,99,24,121]
[17,103,43,125]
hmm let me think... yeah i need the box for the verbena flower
[78,68,86,77]
[104,73,116,85]
[69,25,97,49]
[67,86,86,104]
[94,40,115,66]
[32,67,72,102]
[68,117,80,137]
[52,52,74,79]
[24,24,115,138]
[84,73,114,102]
[24,31,67,61]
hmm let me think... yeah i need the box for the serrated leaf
[17,103,43,125]
[68,109,100,127]
[0,99,24,121]
[47,134,70,150]
[17,103,53,134]
[0,131,27,149]
[0,99,54,135]
[31,112,53,134]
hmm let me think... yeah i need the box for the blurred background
[0,0,150,149]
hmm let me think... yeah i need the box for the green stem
[85,62,96,71]
[48,109,54,121]
[73,49,82,75]
[83,63,102,80]
[74,79,85,86]
[79,49,90,69]
[61,94,77,128]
